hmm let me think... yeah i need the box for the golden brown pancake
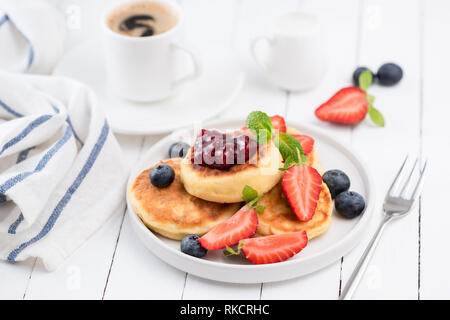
[128,158,241,240]
[256,182,333,239]
[256,127,333,239]
[180,139,283,203]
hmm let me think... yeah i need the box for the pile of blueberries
[322,170,365,219]
[353,62,403,87]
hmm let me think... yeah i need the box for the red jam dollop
[191,129,257,170]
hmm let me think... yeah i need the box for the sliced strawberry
[282,165,322,222]
[291,134,314,156]
[241,115,287,133]
[315,87,368,124]
[269,115,287,133]
[199,207,258,250]
[241,231,308,264]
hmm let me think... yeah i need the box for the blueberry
[181,234,207,258]
[168,142,190,158]
[322,170,351,199]
[376,63,403,86]
[352,67,375,87]
[150,164,175,188]
[335,191,365,219]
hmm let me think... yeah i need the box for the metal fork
[339,156,427,300]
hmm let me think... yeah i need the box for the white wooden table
[1,0,448,300]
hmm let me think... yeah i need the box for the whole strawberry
[315,71,385,126]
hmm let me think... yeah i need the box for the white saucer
[126,119,375,283]
[53,42,245,135]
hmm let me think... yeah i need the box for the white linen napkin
[0,0,128,271]
[0,71,128,271]
[0,0,65,74]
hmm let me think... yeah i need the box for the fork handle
[339,215,393,300]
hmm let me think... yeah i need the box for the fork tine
[387,155,408,196]
[409,160,428,200]
[399,158,418,196]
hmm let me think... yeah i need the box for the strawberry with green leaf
[314,71,385,126]
[276,135,322,222]
[245,111,322,222]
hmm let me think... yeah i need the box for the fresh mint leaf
[242,185,265,212]
[248,194,263,207]
[242,185,258,203]
[358,73,384,128]
[245,111,273,144]
[368,105,385,127]
[359,70,372,91]
[275,132,307,165]
[278,156,295,171]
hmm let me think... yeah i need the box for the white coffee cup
[101,1,201,102]
[250,12,326,91]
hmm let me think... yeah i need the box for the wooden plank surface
[340,0,422,299]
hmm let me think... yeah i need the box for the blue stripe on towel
[12,18,34,70]
[50,104,60,114]
[26,44,34,70]
[51,104,83,145]
[6,147,37,233]
[7,121,109,262]
[0,146,36,202]
[0,100,24,118]
[0,14,8,27]
[0,115,51,156]
[8,213,24,234]
[0,126,73,194]
[16,146,35,164]
[66,117,83,145]
[0,14,34,70]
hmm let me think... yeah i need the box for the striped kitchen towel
[0,71,128,271]
[0,0,65,74]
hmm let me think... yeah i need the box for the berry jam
[191,129,257,170]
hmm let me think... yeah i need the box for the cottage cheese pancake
[180,139,283,203]
[128,159,240,240]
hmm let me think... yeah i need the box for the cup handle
[171,43,202,90]
[250,36,272,70]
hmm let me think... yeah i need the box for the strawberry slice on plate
[199,207,258,250]
[269,115,287,133]
[282,165,322,222]
[241,231,308,264]
[315,87,368,124]
[291,134,314,156]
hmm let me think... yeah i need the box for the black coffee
[107,1,178,37]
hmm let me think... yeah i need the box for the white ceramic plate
[53,42,244,135]
[127,119,375,283]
